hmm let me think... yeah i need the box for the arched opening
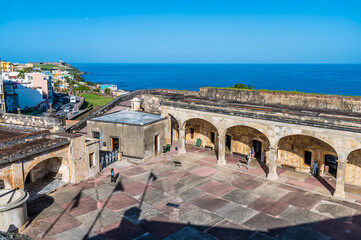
[183,118,218,150]
[346,149,361,186]
[225,125,270,160]
[25,157,69,201]
[277,135,337,177]
[169,114,179,145]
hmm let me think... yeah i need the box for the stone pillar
[178,128,186,154]
[166,116,172,145]
[334,160,347,198]
[268,146,278,180]
[217,134,226,166]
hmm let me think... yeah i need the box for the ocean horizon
[72,63,361,96]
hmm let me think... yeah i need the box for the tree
[104,88,111,94]
[230,83,254,90]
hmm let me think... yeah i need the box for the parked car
[70,96,77,103]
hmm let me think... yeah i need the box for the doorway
[111,137,119,151]
[154,135,159,155]
[304,151,312,165]
[252,140,262,159]
[210,132,216,145]
[226,135,232,152]
[324,154,337,177]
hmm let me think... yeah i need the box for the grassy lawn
[34,64,67,70]
[81,93,114,108]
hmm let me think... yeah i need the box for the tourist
[312,162,318,176]
[111,168,115,183]
[261,150,266,163]
[251,147,255,160]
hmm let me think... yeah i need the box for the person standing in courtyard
[251,147,255,160]
[261,149,266,163]
[111,168,115,183]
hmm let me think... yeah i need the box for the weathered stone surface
[278,206,324,225]
[214,202,258,224]
[222,189,260,206]
[178,209,223,230]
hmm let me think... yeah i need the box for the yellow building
[0,61,14,72]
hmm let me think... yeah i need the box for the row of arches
[168,115,361,187]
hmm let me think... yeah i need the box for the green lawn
[81,94,114,108]
[34,64,67,70]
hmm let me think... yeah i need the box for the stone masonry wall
[200,87,361,114]
[0,113,65,133]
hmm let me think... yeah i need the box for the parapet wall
[0,113,65,133]
[200,87,361,114]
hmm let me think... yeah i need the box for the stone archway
[346,149,361,186]
[168,114,179,145]
[183,118,219,150]
[24,157,69,201]
[225,125,270,160]
[277,134,338,176]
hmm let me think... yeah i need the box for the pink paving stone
[120,166,148,177]
[190,166,218,177]
[123,181,150,196]
[278,192,320,210]
[99,193,139,211]
[60,196,98,217]
[198,180,235,197]
[39,211,82,237]
[236,179,264,191]
[195,160,216,168]
[201,156,218,164]
[276,167,286,175]
[247,166,268,176]
[248,196,289,217]
[286,178,316,191]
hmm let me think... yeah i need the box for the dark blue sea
[72,64,361,96]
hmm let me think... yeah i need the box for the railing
[99,150,118,169]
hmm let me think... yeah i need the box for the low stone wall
[0,113,66,133]
[200,87,361,114]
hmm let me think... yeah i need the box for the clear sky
[1,0,361,63]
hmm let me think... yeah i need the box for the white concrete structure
[0,189,29,232]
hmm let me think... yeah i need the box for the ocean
[71,64,361,96]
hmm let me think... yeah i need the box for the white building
[0,74,5,112]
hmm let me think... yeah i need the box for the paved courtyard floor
[23,145,361,240]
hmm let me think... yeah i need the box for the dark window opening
[154,135,159,155]
[226,135,232,152]
[304,151,312,165]
[112,137,119,151]
[190,128,195,139]
[325,154,338,178]
[252,140,262,158]
[210,132,216,144]
[92,131,100,139]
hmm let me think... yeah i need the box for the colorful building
[0,61,14,73]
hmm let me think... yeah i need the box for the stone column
[166,116,172,145]
[178,128,186,154]
[217,134,226,166]
[334,160,347,198]
[268,146,278,180]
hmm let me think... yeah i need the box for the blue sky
[1,0,361,63]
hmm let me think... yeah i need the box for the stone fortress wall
[200,87,361,114]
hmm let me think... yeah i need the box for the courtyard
[23,145,361,240]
